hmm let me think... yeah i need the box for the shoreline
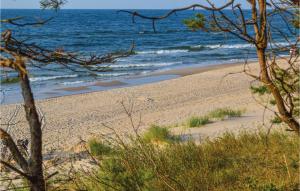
[151,62,244,77]
[1,61,253,105]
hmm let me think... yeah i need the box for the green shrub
[270,116,282,124]
[187,116,210,127]
[68,131,299,191]
[269,99,277,105]
[88,139,113,156]
[209,108,243,120]
[143,125,178,143]
[250,85,270,95]
[183,13,206,31]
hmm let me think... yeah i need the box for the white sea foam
[270,42,290,47]
[96,72,130,77]
[107,62,182,68]
[137,49,188,55]
[194,44,254,49]
[29,74,78,82]
[136,42,290,55]
[137,44,254,55]
[195,42,290,49]
[61,80,84,85]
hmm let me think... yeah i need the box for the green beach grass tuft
[187,116,210,127]
[186,108,244,128]
[143,125,179,143]
[208,108,243,120]
[88,139,113,156]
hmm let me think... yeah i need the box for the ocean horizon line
[0,8,253,10]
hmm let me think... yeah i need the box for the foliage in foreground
[67,131,299,191]
[88,139,113,156]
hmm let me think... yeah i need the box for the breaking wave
[29,74,78,82]
[107,62,182,68]
[136,42,290,55]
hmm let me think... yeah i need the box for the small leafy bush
[250,85,270,95]
[270,116,282,124]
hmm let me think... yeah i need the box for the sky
[1,0,250,9]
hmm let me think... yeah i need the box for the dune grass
[88,139,113,156]
[68,131,299,191]
[143,125,179,143]
[187,108,244,128]
[187,116,211,127]
[208,108,244,120]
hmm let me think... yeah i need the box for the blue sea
[0,9,292,103]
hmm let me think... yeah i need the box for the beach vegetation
[88,139,113,156]
[208,108,244,120]
[187,116,211,127]
[271,116,283,124]
[270,99,276,105]
[143,125,179,143]
[187,108,244,127]
[67,131,299,191]
[250,85,270,96]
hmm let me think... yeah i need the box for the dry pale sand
[1,61,278,152]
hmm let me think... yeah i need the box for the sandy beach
[1,61,276,152]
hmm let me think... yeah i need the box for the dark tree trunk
[18,64,46,191]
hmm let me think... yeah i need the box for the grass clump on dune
[68,131,299,191]
[209,108,244,120]
[187,116,211,127]
[187,108,244,128]
[88,139,113,156]
[143,125,179,143]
